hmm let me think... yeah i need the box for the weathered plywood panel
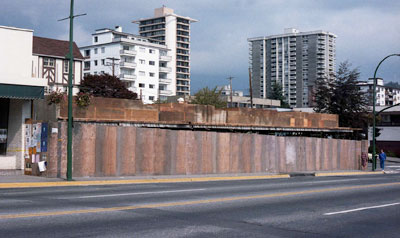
[175,130,187,174]
[217,133,230,173]
[117,126,136,176]
[48,122,365,178]
[73,124,96,177]
[241,134,252,173]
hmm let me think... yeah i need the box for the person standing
[379,149,387,172]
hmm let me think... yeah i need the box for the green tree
[314,61,368,128]
[270,82,290,108]
[79,74,137,99]
[190,86,227,108]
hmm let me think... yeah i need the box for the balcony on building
[159,77,172,84]
[159,55,172,61]
[159,66,172,73]
[120,73,137,81]
[120,61,137,69]
[120,49,137,56]
[159,88,173,96]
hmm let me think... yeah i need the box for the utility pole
[106,57,120,77]
[248,68,253,108]
[227,76,234,108]
[59,0,86,181]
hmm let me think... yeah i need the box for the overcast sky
[2,0,400,93]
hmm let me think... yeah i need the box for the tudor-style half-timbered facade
[32,36,84,95]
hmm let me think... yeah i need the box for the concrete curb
[0,171,387,189]
[0,174,290,189]
[315,171,384,177]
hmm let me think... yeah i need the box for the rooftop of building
[32,36,84,60]
[358,78,400,90]
[248,28,337,42]
[79,26,168,49]
[132,6,198,24]
[0,25,33,32]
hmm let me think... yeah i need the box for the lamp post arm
[376,103,400,116]
[372,53,400,171]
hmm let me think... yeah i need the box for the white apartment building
[133,6,198,96]
[80,27,173,103]
[249,28,337,108]
[358,78,400,106]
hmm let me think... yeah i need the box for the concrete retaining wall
[46,122,368,178]
[57,97,340,129]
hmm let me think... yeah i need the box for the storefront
[0,84,44,172]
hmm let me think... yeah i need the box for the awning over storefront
[0,84,44,100]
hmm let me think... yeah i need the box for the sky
[1,0,400,94]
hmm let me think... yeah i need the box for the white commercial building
[80,27,173,103]
[249,28,337,108]
[0,25,83,173]
[133,6,198,96]
[0,26,46,172]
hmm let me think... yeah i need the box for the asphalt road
[1,173,400,237]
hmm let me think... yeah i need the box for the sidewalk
[387,156,400,163]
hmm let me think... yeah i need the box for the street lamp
[59,0,85,180]
[372,53,400,171]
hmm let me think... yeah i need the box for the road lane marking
[1,181,400,220]
[304,179,358,184]
[324,202,400,216]
[74,189,206,199]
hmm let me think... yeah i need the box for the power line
[106,57,120,77]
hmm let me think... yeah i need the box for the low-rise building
[79,27,173,103]
[0,25,83,173]
[0,26,46,172]
[224,95,280,108]
[32,36,84,95]
[370,106,400,157]
[217,85,244,97]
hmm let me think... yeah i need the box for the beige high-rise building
[133,7,198,96]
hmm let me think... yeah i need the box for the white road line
[386,166,400,168]
[74,188,206,199]
[324,202,400,216]
[305,179,358,184]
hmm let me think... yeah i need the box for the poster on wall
[41,123,48,152]
[25,124,31,155]
[33,123,41,152]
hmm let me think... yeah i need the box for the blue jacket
[379,152,387,161]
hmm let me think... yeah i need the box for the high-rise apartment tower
[248,28,336,108]
[133,6,198,96]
